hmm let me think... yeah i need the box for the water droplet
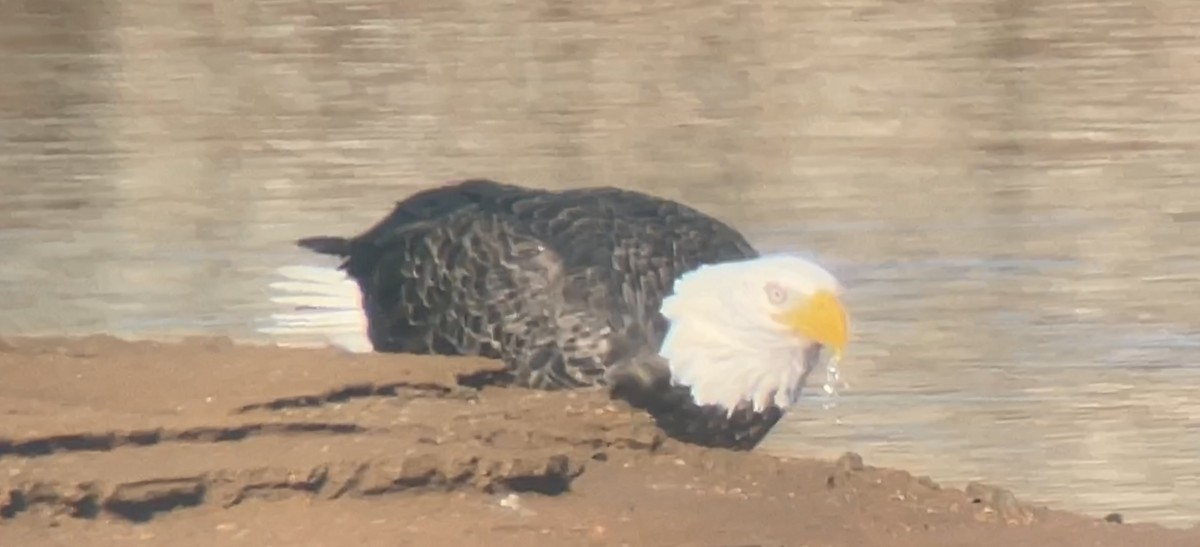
[821,357,842,410]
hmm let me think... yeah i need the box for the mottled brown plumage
[296,179,790,449]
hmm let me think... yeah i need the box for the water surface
[2,0,1199,527]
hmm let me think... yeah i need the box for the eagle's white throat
[658,254,841,416]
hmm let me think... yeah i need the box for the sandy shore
[0,336,1195,546]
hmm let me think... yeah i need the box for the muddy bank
[0,336,1194,546]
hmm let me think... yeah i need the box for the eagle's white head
[658,254,849,416]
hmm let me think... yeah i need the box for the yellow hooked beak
[774,290,849,360]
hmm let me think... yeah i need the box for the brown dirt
[0,336,1195,547]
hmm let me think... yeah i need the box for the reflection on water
[2,0,1199,528]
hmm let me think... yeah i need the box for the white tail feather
[258,264,374,353]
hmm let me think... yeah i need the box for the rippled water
[3,0,1199,528]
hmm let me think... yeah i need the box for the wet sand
[0,336,1196,546]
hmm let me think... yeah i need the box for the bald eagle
[263,179,848,450]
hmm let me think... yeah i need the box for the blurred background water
[2,0,1198,528]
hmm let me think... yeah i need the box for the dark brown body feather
[298,179,784,449]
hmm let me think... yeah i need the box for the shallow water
[3,0,1199,528]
